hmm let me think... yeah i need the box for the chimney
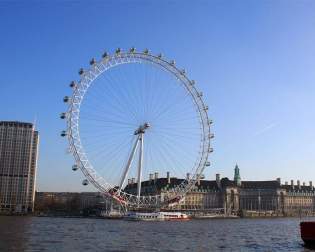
[128,179,131,185]
[276,178,281,185]
[197,177,201,186]
[186,173,190,180]
[291,180,294,188]
[285,181,288,186]
[166,171,170,184]
[310,181,313,188]
[216,174,221,189]
[131,178,135,184]
[154,172,159,180]
[149,174,154,181]
[303,182,306,187]
[297,180,301,190]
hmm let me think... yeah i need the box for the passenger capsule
[181,69,186,75]
[190,80,195,85]
[209,133,214,139]
[63,96,70,103]
[205,161,211,167]
[82,179,89,186]
[204,105,209,111]
[143,48,149,54]
[78,68,84,75]
[69,81,76,88]
[72,164,79,171]
[60,130,67,137]
[200,174,205,179]
[102,52,108,58]
[157,53,162,59]
[60,113,66,119]
[197,92,203,97]
[208,147,214,153]
[89,58,96,65]
[130,47,136,53]
[208,119,213,125]
[170,60,175,66]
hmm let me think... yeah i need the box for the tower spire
[234,163,241,186]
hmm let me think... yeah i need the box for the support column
[137,133,144,201]
[119,135,140,191]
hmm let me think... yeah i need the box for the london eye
[61,48,213,209]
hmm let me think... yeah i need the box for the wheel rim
[63,49,213,208]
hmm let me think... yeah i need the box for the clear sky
[0,0,315,192]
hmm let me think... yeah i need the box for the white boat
[100,210,123,219]
[125,211,190,221]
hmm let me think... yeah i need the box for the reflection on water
[0,216,315,252]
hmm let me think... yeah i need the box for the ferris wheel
[60,48,213,209]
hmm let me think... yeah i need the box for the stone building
[124,165,315,216]
[34,192,105,213]
[281,180,315,216]
[0,121,39,213]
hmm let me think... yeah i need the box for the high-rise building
[0,121,39,213]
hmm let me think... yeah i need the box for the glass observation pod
[60,113,66,119]
[102,52,109,58]
[205,161,211,167]
[63,96,70,103]
[72,164,79,171]
[60,131,67,137]
[89,58,96,65]
[82,179,89,186]
[78,68,84,75]
[69,81,76,88]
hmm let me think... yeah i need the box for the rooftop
[0,121,33,128]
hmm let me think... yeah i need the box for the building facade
[0,121,39,213]
[34,192,106,215]
[124,166,315,216]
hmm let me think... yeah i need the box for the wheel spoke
[64,50,212,209]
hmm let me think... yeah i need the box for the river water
[0,216,314,252]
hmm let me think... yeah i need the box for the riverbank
[2,213,314,220]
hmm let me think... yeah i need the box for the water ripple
[0,216,315,252]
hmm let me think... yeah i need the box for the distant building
[0,121,39,213]
[125,165,315,217]
[34,192,106,214]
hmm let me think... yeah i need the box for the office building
[0,121,39,213]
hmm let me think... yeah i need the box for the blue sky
[0,1,315,192]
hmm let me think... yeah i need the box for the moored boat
[193,214,239,219]
[125,211,190,221]
[300,221,315,247]
[99,209,123,219]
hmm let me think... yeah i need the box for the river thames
[0,216,315,252]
